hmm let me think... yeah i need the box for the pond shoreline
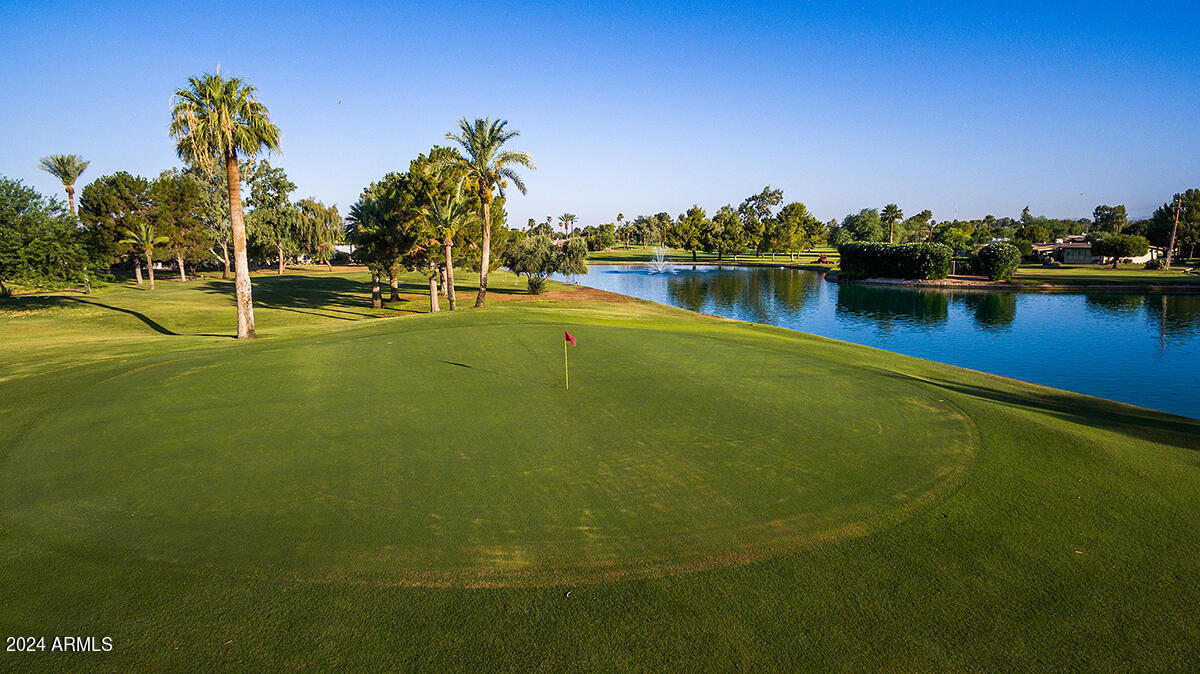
[590,261,1200,294]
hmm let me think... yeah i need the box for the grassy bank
[1,271,1198,670]
[1013,263,1200,287]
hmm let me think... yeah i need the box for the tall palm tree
[169,72,281,339]
[881,203,903,243]
[119,223,169,290]
[441,118,534,307]
[559,213,577,238]
[38,154,89,217]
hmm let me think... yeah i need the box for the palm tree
[38,154,89,217]
[559,213,577,238]
[169,72,281,339]
[882,204,903,243]
[441,118,534,307]
[120,223,169,290]
[420,180,478,311]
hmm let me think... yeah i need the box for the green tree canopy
[667,205,707,261]
[1092,204,1128,233]
[77,171,151,265]
[0,177,95,295]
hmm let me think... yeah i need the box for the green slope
[1,272,1197,670]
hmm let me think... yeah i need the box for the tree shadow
[195,275,398,320]
[0,295,231,338]
[872,368,1200,452]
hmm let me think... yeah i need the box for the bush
[1042,259,1063,268]
[1012,239,1034,257]
[972,242,1022,281]
[1143,258,1164,270]
[526,276,547,294]
[1091,234,1150,268]
[837,242,953,280]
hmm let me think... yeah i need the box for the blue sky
[2,1,1197,225]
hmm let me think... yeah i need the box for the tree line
[347,118,536,310]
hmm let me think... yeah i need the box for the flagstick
[564,338,569,390]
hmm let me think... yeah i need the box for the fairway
[4,312,972,587]
[2,273,1198,670]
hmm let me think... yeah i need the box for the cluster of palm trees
[346,119,535,313]
[37,71,532,340]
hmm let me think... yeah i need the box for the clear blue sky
[2,1,1197,225]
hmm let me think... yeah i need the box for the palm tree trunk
[219,240,230,279]
[277,247,285,275]
[475,189,491,308]
[370,273,382,308]
[429,268,441,312]
[390,276,400,301]
[66,185,76,218]
[444,241,457,310]
[177,254,187,282]
[146,252,156,290]
[133,256,143,285]
[226,153,256,339]
[439,266,448,296]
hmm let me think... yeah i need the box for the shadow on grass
[197,272,532,318]
[196,275,394,320]
[0,295,232,338]
[874,368,1200,452]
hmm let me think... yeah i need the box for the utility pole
[1166,195,1182,270]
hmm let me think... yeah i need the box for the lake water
[558,265,1200,419]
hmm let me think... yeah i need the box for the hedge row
[837,242,953,280]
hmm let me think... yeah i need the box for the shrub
[1042,259,1063,268]
[836,242,953,280]
[526,276,547,294]
[1144,258,1164,270]
[973,242,1022,281]
[1091,234,1150,269]
[1012,239,1034,257]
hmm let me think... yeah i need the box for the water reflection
[958,292,1017,330]
[663,266,822,321]
[835,284,949,328]
[1145,294,1200,340]
[1085,294,1145,316]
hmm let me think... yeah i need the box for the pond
[557,264,1200,419]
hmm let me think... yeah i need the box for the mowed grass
[1,271,1199,670]
[1013,263,1200,286]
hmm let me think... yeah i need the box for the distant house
[1032,236,1160,265]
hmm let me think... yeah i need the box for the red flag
[564,331,576,346]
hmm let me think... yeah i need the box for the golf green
[4,314,972,587]
[3,274,1197,669]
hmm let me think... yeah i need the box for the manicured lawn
[1,271,1198,669]
[1013,263,1200,286]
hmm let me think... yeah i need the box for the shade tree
[0,177,94,295]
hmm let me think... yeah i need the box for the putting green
[3,314,974,587]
